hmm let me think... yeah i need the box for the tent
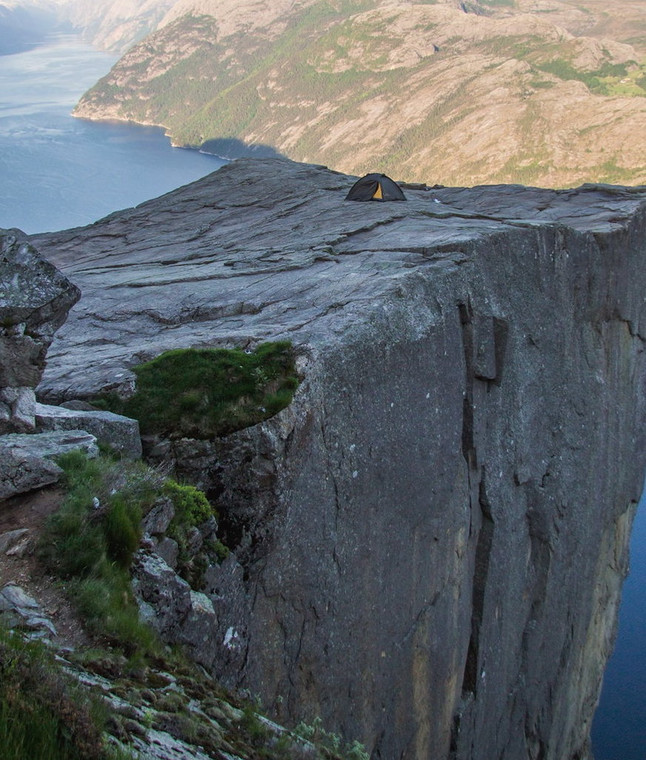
[345,173,406,202]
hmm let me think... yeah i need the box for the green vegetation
[96,342,299,439]
[38,452,160,656]
[293,717,370,760]
[535,58,629,94]
[10,447,370,760]
[234,705,371,760]
[162,480,222,587]
[0,627,107,760]
[163,480,213,527]
[39,450,224,636]
[1,620,371,760]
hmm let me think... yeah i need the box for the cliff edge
[31,159,646,760]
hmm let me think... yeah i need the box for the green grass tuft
[96,342,299,439]
[0,627,106,760]
[38,452,161,656]
[163,480,215,527]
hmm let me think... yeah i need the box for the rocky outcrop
[31,159,646,760]
[0,229,141,500]
[0,230,81,432]
[0,582,325,760]
[34,402,142,458]
[0,430,99,500]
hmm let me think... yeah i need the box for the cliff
[31,159,646,760]
[0,226,364,760]
[72,0,646,187]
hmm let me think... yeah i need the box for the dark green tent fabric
[345,173,406,201]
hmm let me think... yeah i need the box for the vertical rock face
[0,230,81,433]
[232,225,645,760]
[31,160,646,760]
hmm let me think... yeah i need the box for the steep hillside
[64,0,176,53]
[0,0,176,54]
[0,0,65,54]
[73,0,646,186]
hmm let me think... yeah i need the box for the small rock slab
[132,551,221,670]
[0,583,57,638]
[0,387,36,434]
[0,429,98,500]
[34,402,142,458]
[141,497,175,537]
[0,528,30,555]
[0,446,62,501]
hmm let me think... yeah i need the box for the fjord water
[592,481,646,760]
[0,34,224,233]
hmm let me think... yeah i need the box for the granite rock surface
[0,430,100,501]
[30,158,646,760]
[0,230,80,389]
[33,402,142,458]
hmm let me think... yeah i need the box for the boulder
[132,551,229,671]
[0,528,30,555]
[142,497,175,537]
[0,387,37,434]
[0,430,98,500]
[179,591,219,670]
[34,402,142,458]
[152,537,179,569]
[0,583,57,638]
[132,551,192,638]
[0,231,80,391]
[0,446,63,501]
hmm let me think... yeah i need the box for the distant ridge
[72,0,646,187]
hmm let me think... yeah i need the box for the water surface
[0,34,224,233]
[592,482,646,759]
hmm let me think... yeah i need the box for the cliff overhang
[30,158,646,760]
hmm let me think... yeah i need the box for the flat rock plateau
[29,158,646,760]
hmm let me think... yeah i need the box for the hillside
[72,0,646,187]
[0,0,65,54]
[63,0,176,53]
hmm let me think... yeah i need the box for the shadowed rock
[0,231,81,390]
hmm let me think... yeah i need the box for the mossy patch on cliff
[97,341,299,439]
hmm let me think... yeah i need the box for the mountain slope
[0,0,177,54]
[0,0,65,54]
[64,0,176,53]
[74,0,646,186]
